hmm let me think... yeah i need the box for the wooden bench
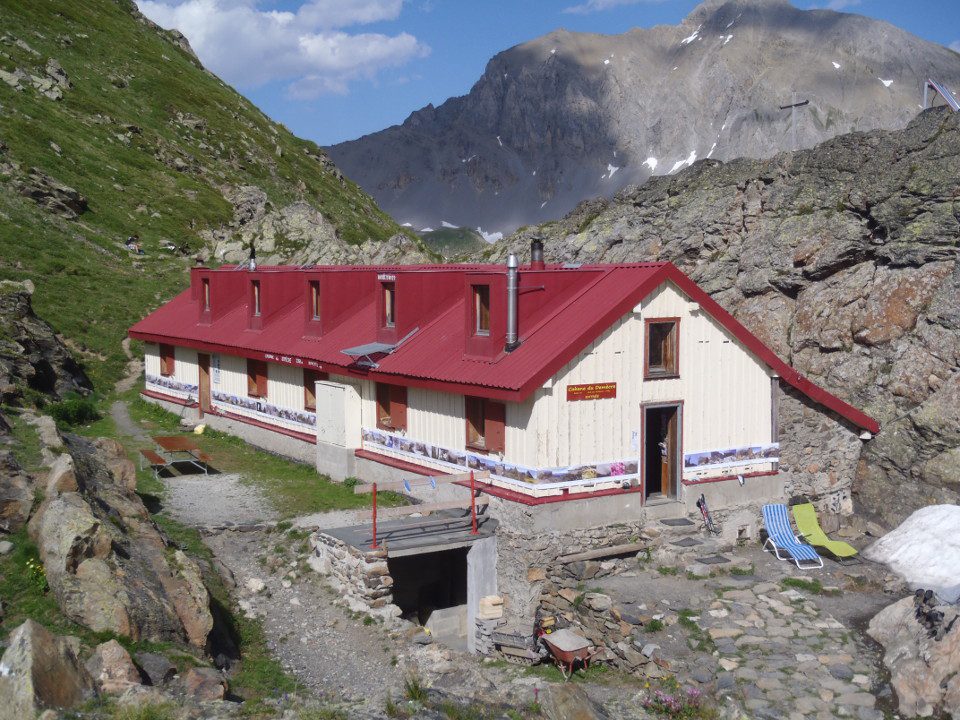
[139,448,172,478]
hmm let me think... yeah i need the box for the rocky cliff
[0,280,91,404]
[485,107,960,526]
[328,0,960,237]
[0,0,425,390]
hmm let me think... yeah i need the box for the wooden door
[662,408,678,498]
[198,353,211,415]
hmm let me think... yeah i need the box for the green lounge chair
[791,503,859,564]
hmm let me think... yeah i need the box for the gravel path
[110,399,148,442]
[205,529,412,707]
[163,473,278,527]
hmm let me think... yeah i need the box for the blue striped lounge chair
[762,504,823,570]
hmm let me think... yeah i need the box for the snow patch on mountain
[643,157,658,171]
[420,227,434,232]
[681,26,701,45]
[879,77,893,87]
[832,61,841,69]
[606,163,620,179]
[707,142,717,158]
[722,35,733,46]
[441,221,459,229]
[669,149,698,174]
[401,222,412,227]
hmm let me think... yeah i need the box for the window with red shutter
[390,385,407,431]
[247,359,268,398]
[485,401,506,454]
[375,383,407,431]
[159,344,175,377]
[465,397,505,454]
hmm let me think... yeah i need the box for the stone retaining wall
[777,384,864,515]
[309,532,397,615]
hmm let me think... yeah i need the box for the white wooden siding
[520,280,774,472]
[639,282,774,460]
[174,347,199,389]
[268,363,306,411]
[144,343,160,377]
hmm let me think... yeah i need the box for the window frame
[309,281,320,321]
[375,382,407,431]
[644,318,680,379]
[465,396,486,449]
[159,344,176,377]
[251,280,261,317]
[464,396,506,454]
[246,358,268,398]
[382,282,396,328]
[473,284,491,337]
[303,369,327,411]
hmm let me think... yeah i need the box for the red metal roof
[129,262,880,433]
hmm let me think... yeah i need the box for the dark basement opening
[388,547,469,648]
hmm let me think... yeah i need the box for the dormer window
[309,281,320,320]
[473,285,490,336]
[251,280,261,317]
[202,278,211,311]
[382,282,395,328]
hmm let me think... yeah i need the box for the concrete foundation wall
[466,537,497,654]
[143,394,316,465]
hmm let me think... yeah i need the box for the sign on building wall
[211,354,221,385]
[566,382,617,401]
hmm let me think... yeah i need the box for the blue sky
[138,0,960,146]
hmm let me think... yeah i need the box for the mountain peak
[328,3,960,236]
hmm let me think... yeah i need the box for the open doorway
[388,547,469,649]
[643,403,681,501]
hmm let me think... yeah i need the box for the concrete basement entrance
[320,512,499,652]
[389,547,469,649]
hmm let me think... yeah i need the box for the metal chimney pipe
[248,244,257,272]
[530,239,545,270]
[505,254,520,352]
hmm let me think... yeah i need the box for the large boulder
[85,640,142,694]
[31,435,213,648]
[0,619,95,719]
[0,450,33,532]
[868,596,960,718]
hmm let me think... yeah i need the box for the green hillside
[0,0,408,391]
[418,226,490,260]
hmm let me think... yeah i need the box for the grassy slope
[418,226,490,260]
[0,0,404,391]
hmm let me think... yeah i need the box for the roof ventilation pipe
[505,253,520,352]
[530,239,545,270]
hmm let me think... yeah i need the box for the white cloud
[821,0,861,10]
[136,0,428,97]
[562,0,661,15]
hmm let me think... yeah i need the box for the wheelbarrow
[539,628,602,681]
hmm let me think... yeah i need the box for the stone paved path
[700,584,882,720]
